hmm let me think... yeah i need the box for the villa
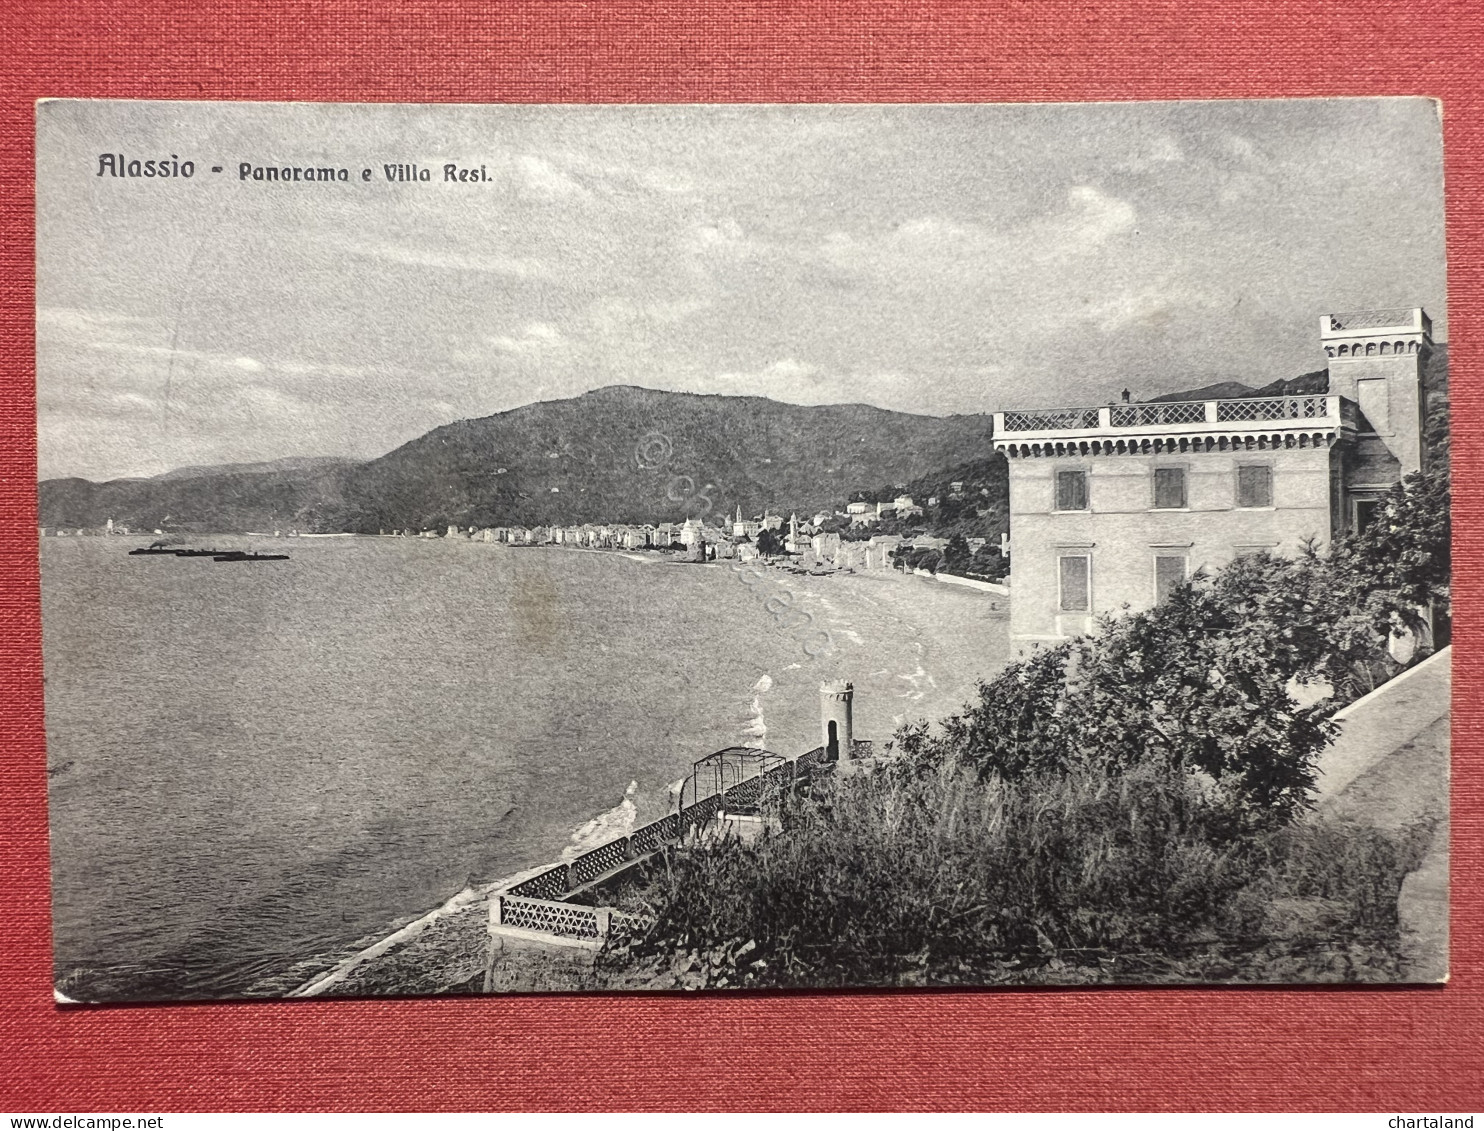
[992,308,1432,642]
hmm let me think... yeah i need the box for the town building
[992,307,1431,642]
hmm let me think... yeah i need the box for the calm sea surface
[42,537,1010,1000]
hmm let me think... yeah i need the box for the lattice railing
[508,864,572,901]
[683,793,723,828]
[571,836,631,886]
[1111,401,1207,427]
[1328,309,1414,331]
[500,895,601,938]
[629,813,679,856]
[1216,396,1328,422]
[500,741,835,940]
[724,776,765,808]
[1001,408,1101,432]
[610,910,653,935]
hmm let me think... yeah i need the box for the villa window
[1154,554,1188,604]
[1152,467,1187,509]
[1236,465,1273,508]
[1058,554,1090,612]
[1055,469,1088,511]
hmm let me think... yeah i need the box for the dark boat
[175,548,225,557]
[128,542,178,556]
[212,551,290,562]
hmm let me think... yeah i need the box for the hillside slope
[40,350,1449,535]
[40,386,996,533]
[331,386,996,531]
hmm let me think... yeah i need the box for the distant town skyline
[37,98,1446,481]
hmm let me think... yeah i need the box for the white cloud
[705,358,917,407]
[487,322,566,355]
[687,218,750,254]
[517,155,589,200]
[1060,186,1136,249]
[344,240,554,279]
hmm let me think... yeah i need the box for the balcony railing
[997,395,1345,435]
[1002,408,1101,432]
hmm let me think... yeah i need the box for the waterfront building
[811,531,842,562]
[992,307,1431,642]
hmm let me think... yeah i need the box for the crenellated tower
[820,680,854,760]
[1321,308,1431,477]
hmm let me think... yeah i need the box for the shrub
[604,760,1423,988]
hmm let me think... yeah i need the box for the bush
[603,760,1424,988]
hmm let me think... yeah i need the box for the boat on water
[212,551,290,562]
[128,542,178,556]
[174,548,227,557]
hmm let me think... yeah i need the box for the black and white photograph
[36,98,1451,1002]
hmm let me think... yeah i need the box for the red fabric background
[3,1,1481,1112]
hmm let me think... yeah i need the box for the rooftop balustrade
[993,395,1357,456]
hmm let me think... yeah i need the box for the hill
[39,349,1449,535]
[329,386,995,532]
[40,386,996,533]
[39,461,358,535]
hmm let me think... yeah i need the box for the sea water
[41,536,1010,999]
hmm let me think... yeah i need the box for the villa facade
[993,308,1432,642]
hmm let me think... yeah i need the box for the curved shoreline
[283,561,1013,998]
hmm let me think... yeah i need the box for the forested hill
[39,350,1449,535]
[39,386,995,533]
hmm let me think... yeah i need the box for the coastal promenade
[291,739,850,997]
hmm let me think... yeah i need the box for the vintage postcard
[37,99,1450,1002]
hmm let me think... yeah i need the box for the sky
[36,98,1447,481]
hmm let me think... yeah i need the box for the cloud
[486,322,566,355]
[343,240,555,279]
[687,218,752,254]
[1059,186,1137,250]
[705,358,915,407]
[1078,287,1182,333]
[517,155,590,200]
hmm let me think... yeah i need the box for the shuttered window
[1237,465,1272,508]
[1055,470,1088,511]
[1155,555,1188,603]
[1153,468,1187,509]
[1059,555,1090,612]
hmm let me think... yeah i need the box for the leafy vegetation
[599,462,1449,988]
[599,760,1428,989]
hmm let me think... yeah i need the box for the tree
[755,528,783,557]
[967,545,1009,581]
[941,533,972,574]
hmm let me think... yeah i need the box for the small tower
[1321,307,1431,476]
[820,680,854,760]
